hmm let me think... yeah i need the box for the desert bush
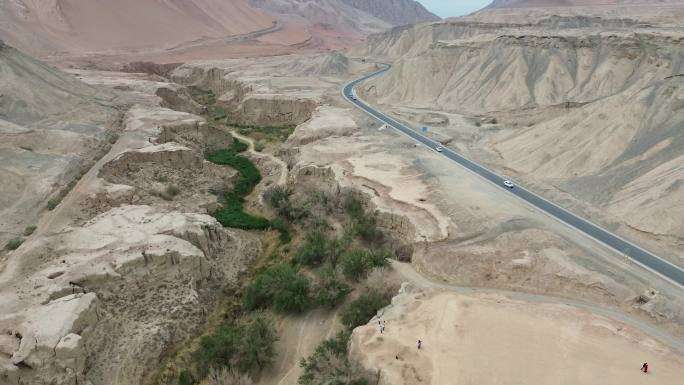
[166,184,181,197]
[243,263,311,313]
[344,195,380,243]
[178,370,195,385]
[340,248,387,282]
[5,237,24,251]
[269,217,291,244]
[47,198,60,210]
[298,331,368,385]
[265,186,307,222]
[367,248,391,268]
[313,264,351,308]
[194,313,276,378]
[265,185,292,209]
[341,249,370,281]
[157,184,181,201]
[364,268,403,301]
[203,367,253,385]
[339,290,388,330]
[235,312,277,372]
[295,228,330,266]
[23,226,37,236]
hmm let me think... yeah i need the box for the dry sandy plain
[352,285,684,385]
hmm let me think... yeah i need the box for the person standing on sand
[641,362,649,373]
[417,340,422,349]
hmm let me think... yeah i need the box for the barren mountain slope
[0,41,117,249]
[248,0,438,31]
[0,0,275,56]
[354,12,684,259]
[340,0,440,25]
[486,0,684,8]
[475,0,684,24]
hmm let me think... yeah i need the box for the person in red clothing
[641,362,649,373]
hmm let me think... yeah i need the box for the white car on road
[503,180,515,188]
[435,146,443,152]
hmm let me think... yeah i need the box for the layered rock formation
[354,11,684,261]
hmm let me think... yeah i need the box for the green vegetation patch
[313,264,351,308]
[298,330,367,385]
[193,312,276,378]
[243,263,312,313]
[339,290,389,330]
[5,237,24,251]
[207,139,289,242]
[340,248,389,282]
[23,226,37,236]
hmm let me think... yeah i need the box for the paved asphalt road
[342,63,684,289]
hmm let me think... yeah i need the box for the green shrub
[344,195,380,242]
[178,370,195,385]
[339,290,388,330]
[313,265,351,308]
[273,275,311,313]
[47,198,60,210]
[235,313,277,373]
[270,217,291,244]
[367,248,391,268]
[342,249,373,281]
[298,331,367,385]
[166,184,181,197]
[193,313,276,378]
[194,322,240,377]
[243,263,311,313]
[265,186,307,222]
[23,226,37,236]
[295,229,329,266]
[5,237,24,251]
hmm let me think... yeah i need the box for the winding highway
[342,63,684,289]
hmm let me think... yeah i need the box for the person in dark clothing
[417,340,422,349]
[641,362,649,373]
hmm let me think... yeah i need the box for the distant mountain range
[0,0,438,58]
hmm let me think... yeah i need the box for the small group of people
[378,319,386,334]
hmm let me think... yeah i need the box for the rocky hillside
[0,41,117,249]
[340,0,440,25]
[354,12,684,258]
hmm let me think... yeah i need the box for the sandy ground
[256,308,342,385]
[351,286,684,385]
